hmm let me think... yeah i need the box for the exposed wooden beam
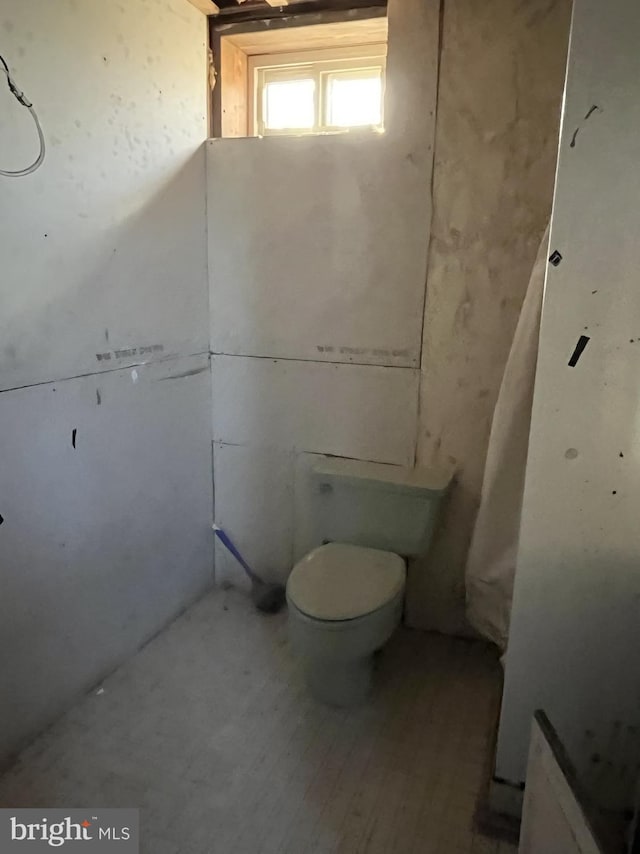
[186,0,220,15]
[211,2,386,30]
[226,17,387,54]
[264,0,289,5]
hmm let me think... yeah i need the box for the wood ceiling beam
[211,1,385,28]
[264,0,289,5]
[186,0,220,15]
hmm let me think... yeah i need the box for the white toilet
[286,457,451,706]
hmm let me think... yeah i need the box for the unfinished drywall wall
[519,715,604,854]
[407,0,572,633]
[208,133,430,367]
[0,0,209,392]
[0,0,210,763]
[496,0,640,813]
[208,0,438,368]
[208,0,439,585]
[0,356,212,764]
[212,358,419,585]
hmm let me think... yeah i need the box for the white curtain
[465,225,549,650]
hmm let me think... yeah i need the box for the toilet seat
[287,543,405,622]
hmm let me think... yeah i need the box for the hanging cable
[0,53,45,177]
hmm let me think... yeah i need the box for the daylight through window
[251,46,386,136]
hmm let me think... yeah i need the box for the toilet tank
[310,458,453,557]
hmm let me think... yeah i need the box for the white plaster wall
[496,0,640,811]
[0,0,209,391]
[0,0,211,763]
[408,0,572,633]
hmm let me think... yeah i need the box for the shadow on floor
[0,588,514,854]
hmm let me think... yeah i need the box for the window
[250,46,386,136]
[213,15,389,139]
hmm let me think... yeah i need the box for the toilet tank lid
[287,543,406,621]
[313,458,453,495]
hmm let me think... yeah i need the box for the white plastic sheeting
[465,226,549,650]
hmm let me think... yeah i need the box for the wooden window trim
[209,5,387,138]
[249,45,386,136]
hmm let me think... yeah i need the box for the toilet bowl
[287,543,405,706]
[287,458,452,706]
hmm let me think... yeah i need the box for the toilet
[286,457,452,706]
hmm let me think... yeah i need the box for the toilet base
[287,587,404,708]
[304,655,373,706]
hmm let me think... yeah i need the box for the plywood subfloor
[0,589,516,854]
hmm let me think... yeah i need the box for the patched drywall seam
[408,0,573,633]
[414,0,446,469]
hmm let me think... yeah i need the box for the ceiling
[213,0,387,21]
[216,0,278,8]
[225,14,387,54]
[215,0,349,8]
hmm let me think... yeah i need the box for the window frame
[248,44,387,137]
